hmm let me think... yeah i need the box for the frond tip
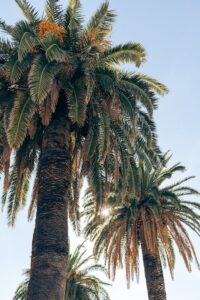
[15,0,39,22]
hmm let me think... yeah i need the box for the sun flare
[101,207,111,218]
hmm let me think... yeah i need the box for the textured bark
[27,105,70,300]
[141,236,167,300]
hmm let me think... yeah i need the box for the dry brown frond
[28,117,37,139]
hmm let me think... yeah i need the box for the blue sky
[0,1,200,299]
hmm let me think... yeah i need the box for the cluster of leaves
[0,0,167,226]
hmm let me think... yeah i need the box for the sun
[101,207,111,218]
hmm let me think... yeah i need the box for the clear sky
[0,1,200,299]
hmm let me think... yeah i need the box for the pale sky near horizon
[0,1,200,299]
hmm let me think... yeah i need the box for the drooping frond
[28,163,39,221]
[15,0,39,23]
[119,74,157,116]
[7,55,33,83]
[28,55,60,103]
[40,34,71,63]
[98,104,110,163]
[7,92,35,148]
[4,136,38,226]
[17,31,38,62]
[39,84,59,126]
[6,165,30,226]
[66,82,87,126]
[138,74,169,95]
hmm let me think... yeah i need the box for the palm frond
[0,38,14,54]
[28,55,60,103]
[15,0,39,23]
[18,32,38,62]
[0,18,13,35]
[12,20,34,42]
[101,43,146,67]
[41,34,72,63]
[87,1,116,41]
[138,74,169,95]
[66,82,87,126]
[7,55,33,83]
[7,92,35,148]
[45,0,63,24]
[65,0,82,28]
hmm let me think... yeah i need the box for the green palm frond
[28,55,60,103]
[40,34,72,63]
[3,136,37,226]
[13,270,29,300]
[7,55,33,83]
[65,0,82,27]
[7,92,35,148]
[89,156,104,207]
[85,121,99,157]
[120,76,155,116]
[161,176,196,191]
[0,38,14,54]
[17,31,38,62]
[11,20,34,42]
[15,0,39,23]
[138,74,169,95]
[98,105,110,163]
[95,71,115,94]
[6,164,30,226]
[64,0,83,48]
[45,0,63,24]
[66,82,87,126]
[101,43,146,67]
[0,18,13,35]
[87,1,116,41]
[118,92,135,122]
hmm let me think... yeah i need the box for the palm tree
[84,155,200,300]
[0,1,167,298]
[13,243,111,300]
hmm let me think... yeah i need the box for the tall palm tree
[13,243,111,300]
[0,1,167,298]
[84,155,200,300]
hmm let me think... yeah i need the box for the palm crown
[84,154,200,285]
[0,0,168,225]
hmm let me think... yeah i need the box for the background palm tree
[0,0,167,298]
[13,243,111,300]
[84,154,200,300]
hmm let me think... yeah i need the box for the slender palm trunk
[141,235,167,300]
[27,103,71,300]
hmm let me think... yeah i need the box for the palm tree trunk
[27,105,71,300]
[141,235,167,300]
